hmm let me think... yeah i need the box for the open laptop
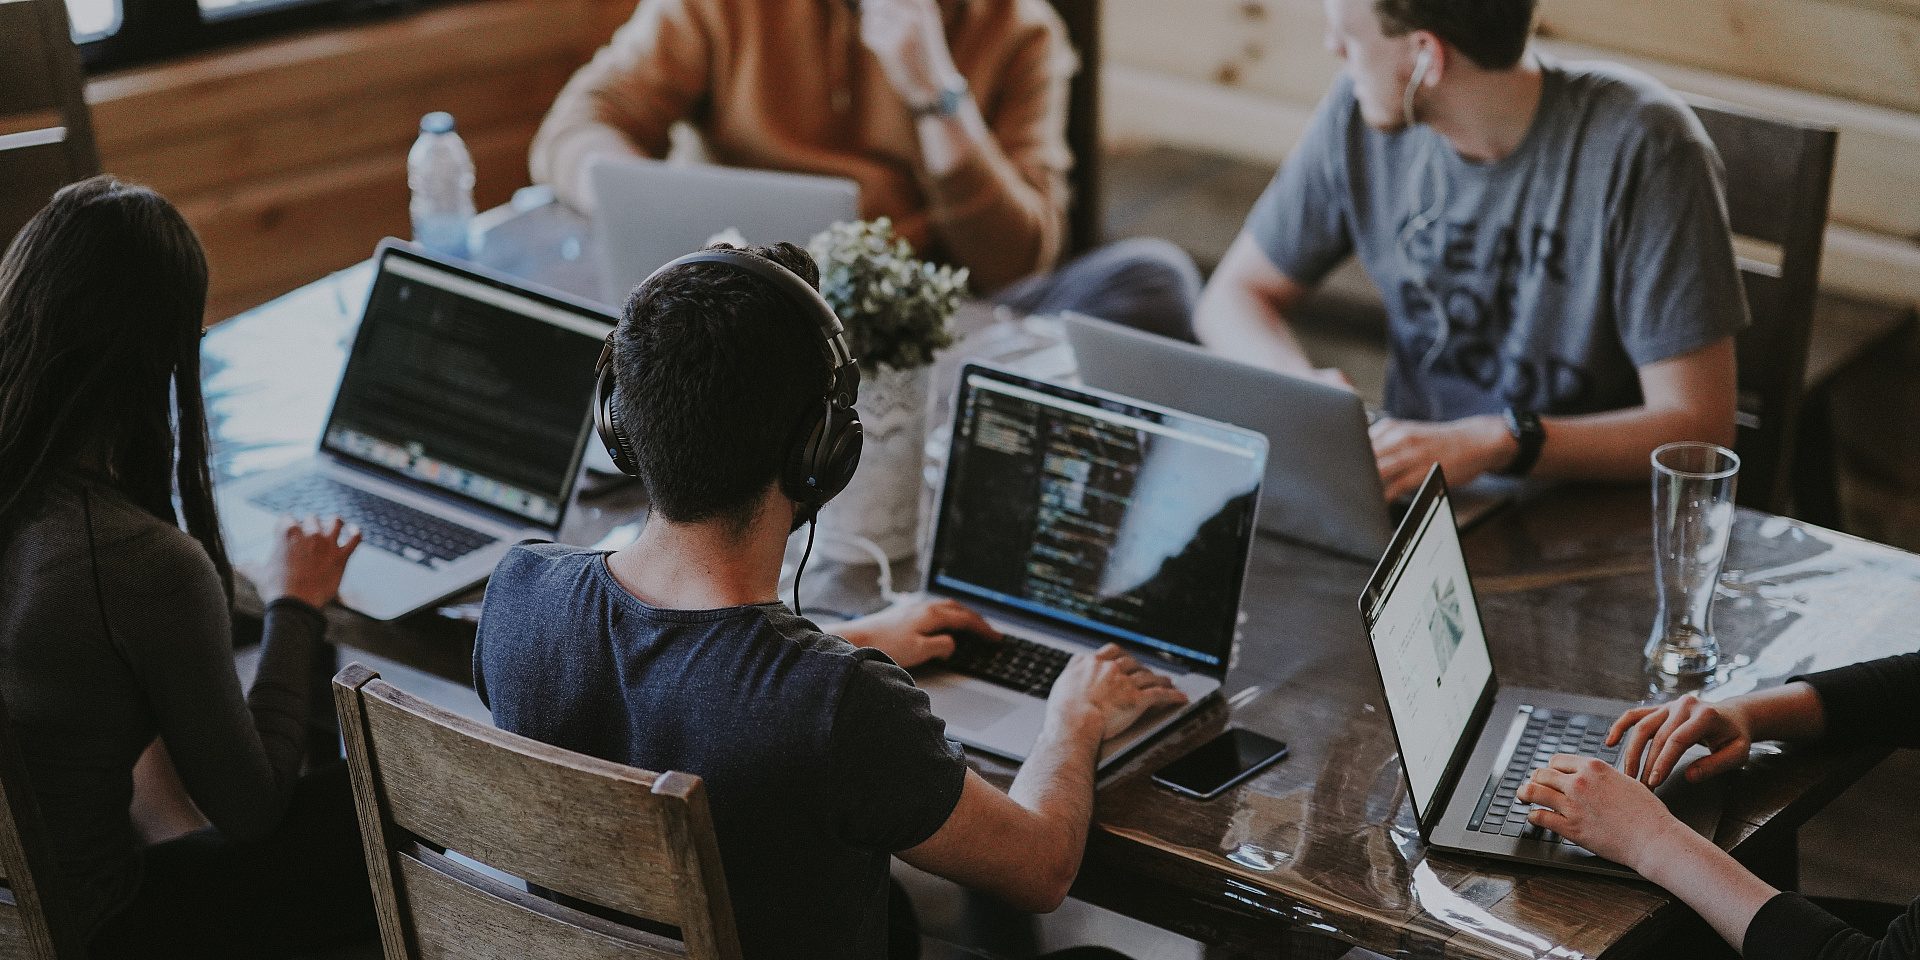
[217,240,614,621]
[1065,313,1390,561]
[591,156,859,307]
[916,364,1268,769]
[1358,464,1723,877]
[1065,313,1514,561]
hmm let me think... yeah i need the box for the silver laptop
[217,241,614,621]
[591,156,859,307]
[1065,313,1391,561]
[1359,465,1723,877]
[916,364,1267,769]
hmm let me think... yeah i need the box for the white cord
[776,529,902,608]
[819,530,899,604]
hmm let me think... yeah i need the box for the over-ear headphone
[593,248,864,529]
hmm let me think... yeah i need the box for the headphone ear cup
[593,335,640,478]
[605,393,641,478]
[812,408,863,502]
[782,406,829,506]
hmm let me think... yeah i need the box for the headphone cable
[793,516,818,618]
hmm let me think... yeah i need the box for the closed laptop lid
[1063,312,1391,562]
[590,157,860,307]
[926,364,1268,677]
[321,241,615,531]
[1358,465,1499,837]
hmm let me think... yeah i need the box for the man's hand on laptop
[261,514,362,610]
[1371,415,1517,502]
[1048,645,1190,743]
[838,597,998,670]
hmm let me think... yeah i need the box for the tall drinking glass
[1646,442,1740,676]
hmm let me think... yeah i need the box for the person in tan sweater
[533,0,1200,340]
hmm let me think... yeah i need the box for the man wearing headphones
[472,242,1183,960]
[1194,0,1746,501]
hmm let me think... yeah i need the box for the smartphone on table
[1151,728,1289,800]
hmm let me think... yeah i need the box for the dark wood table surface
[204,204,1920,959]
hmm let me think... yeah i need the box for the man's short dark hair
[1374,0,1536,70]
[613,241,829,530]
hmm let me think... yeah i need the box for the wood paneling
[1536,0,1920,117]
[86,0,634,322]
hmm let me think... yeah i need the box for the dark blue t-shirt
[473,543,969,960]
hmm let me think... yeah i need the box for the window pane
[198,0,327,20]
[65,0,121,42]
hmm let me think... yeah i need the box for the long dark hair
[0,176,232,599]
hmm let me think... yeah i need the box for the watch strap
[910,77,970,118]
[1500,407,1545,477]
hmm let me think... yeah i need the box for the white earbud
[1402,47,1433,129]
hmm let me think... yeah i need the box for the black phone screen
[1151,728,1289,800]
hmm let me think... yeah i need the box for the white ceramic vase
[817,361,931,562]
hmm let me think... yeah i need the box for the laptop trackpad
[929,683,1022,731]
[1652,745,1727,838]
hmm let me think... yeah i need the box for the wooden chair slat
[336,665,743,960]
[358,685,686,924]
[392,847,685,960]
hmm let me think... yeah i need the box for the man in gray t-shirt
[1195,0,1746,500]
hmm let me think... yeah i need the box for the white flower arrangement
[807,218,969,373]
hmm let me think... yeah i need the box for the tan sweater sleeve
[530,0,715,212]
[922,0,1076,294]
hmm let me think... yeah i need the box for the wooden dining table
[203,199,1920,959]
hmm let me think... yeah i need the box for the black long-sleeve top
[0,473,323,936]
[1745,652,1920,960]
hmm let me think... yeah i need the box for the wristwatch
[910,76,970,118]
[1499,407,1545,477]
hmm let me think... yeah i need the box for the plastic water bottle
[408,111,475,259]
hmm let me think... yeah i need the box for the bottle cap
[420,112,456,135]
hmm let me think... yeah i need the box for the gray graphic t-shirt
[1249,59,1748,421]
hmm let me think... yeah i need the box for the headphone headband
[636,249,857,396]
[594,246,865,528]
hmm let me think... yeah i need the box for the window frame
[75,0,475,74]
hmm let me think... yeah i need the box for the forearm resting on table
[1533,338,1737,480]
[1638,825,1780,952]
[899,714,1100,912]
[1730,681,1827,743]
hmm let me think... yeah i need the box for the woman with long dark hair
[0,177,377,956]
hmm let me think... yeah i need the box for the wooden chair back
[0,686,88,960]
[0,0,101,252]
[1684,96,1837,513]
[1048,0,1101,257]
[333,663,742,960]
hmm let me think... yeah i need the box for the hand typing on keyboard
[836,597,999,670]
[1048,645,1189,743]
[1517,754,1692,874]
[254,515,362,609]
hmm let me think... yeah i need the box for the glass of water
[1646,442,1740,676]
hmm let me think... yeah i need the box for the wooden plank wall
[87,0,639,321]
[1101,0,1920,310]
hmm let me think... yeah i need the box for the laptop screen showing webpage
[1363,489,1495,824]
[322,251,612,527]
[928,369,1265,671]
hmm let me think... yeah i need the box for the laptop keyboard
[1467,707,1622,846]
[251,475,498,568]
[946,632,1074,697]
